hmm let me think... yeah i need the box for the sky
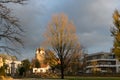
[5,0,120,60]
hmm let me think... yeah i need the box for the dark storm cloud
[6,0,120,59]
[41,0,119,53]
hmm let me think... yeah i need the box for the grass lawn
[65,77,120,80]
[13,77,120,80]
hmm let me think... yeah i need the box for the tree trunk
[60,55,64,79]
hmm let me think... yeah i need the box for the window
[40,69,43,72]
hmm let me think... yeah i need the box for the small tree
[35,59,40,68]
[0,66,5,76]
[31,58,41,68]
[18,66,25,76]
[111,10,120,60]
[21,59,30,76]
[43,13,81,79]
[91,61,98,74]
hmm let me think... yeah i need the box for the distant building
[33,48,51,73]
[5,60,21,74]
[85,52,120,73]
[33,65,50,73]
[0,53,21,75]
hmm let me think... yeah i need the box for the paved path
[13,78,66,80]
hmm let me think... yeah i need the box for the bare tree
[63,44,82,75]
[0,0,26,4]
[43,13,81,79]
[0,0,26,54]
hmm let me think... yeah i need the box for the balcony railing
[86,64,119,68]
[86,59,116,62]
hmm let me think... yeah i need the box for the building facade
[86,52,120,73]
[5,60,21,75]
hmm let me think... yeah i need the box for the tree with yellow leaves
[43,13,81,79]
[111,10,120,60]
[91,60,99,74]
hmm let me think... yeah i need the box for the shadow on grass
[65,77,120,80]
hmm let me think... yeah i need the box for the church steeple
[35,47,45,65]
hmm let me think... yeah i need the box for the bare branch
[0,0,25,54]
[0,0,27,4]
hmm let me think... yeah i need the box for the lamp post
[11,61,15,77]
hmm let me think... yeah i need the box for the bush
[18,67,25,76]
[0,66,5,76]
[0,76,13,80]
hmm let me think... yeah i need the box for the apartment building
[85,52,120,73]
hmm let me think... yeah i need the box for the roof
[86,52,113,57]
[41,64,49,68]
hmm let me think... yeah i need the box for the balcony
[86,65,117,68]
[86,59,116,63]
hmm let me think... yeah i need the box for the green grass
[66,77,120,80]
[13,77,120,80]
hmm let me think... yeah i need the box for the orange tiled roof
[41,64,49,68]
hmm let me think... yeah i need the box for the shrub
[0,66,5,76]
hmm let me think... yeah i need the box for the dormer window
[36,50,39,54]
[40,50,45,55]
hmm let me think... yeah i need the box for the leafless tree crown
[0,0,26,54]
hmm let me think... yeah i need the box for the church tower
[35,48,45,65]
[33,48,51,73]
